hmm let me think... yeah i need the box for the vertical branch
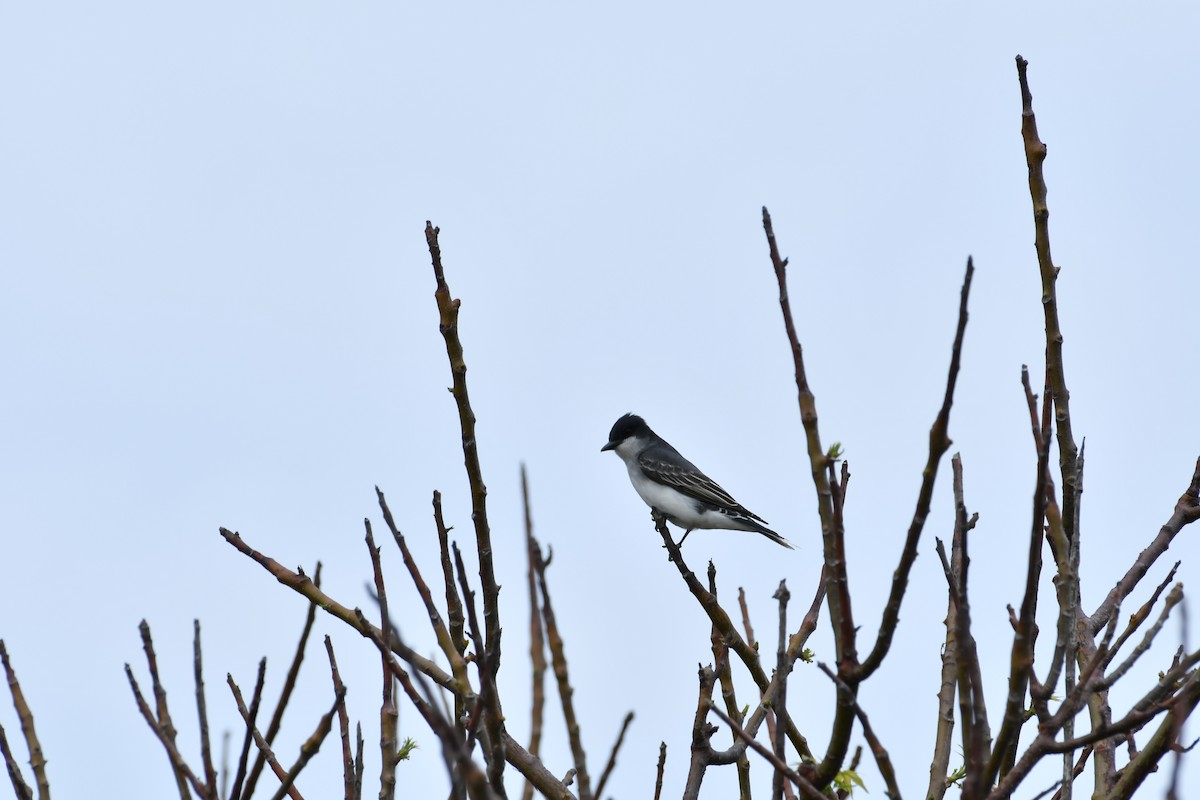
[713,577,751,800]
[425,221,502,674]
[763,207,854,663]
[521,465,548,800]
[193,621,218,800]
[682,665,719,800]
[324,637,356,800]
[1016,55,1079,545]
[653,743,667,800]
[138,620,189,800]
[434,489,470,748]
[771,581,791,800]
[364,519,399,800]
[926,455,970,800]
[377,488,470,693]
[534,544,591,800]
[985,414,1052,786]
[0,642,47,800]
[453,545,508,797]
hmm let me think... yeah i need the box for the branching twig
[708,703,825,800]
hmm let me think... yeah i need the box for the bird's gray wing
[637,445,768,523]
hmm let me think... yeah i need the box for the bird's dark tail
[748,520,794,550]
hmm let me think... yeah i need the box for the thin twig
[227,675,303,800]
[0,642,36,800]
[816,663,901,800]
[533,541,589,800]
[772,581,791,800]
[245,562,323,800]
[193,621,218,800]
[219,529,457,691]
[593,711,635,800]
[266,687,347,800]
[856,256,973,682]
[364,519,399,800]
[229,658,267,800]
[652,743,667,800]
[324,637,356,800]
[377,487,470,693]
[127,663,208,799]
[521,465,548,800]
[708,703,825,800]
[137,620,190,800]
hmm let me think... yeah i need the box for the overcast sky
[2,4,1198,799]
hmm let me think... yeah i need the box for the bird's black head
[601,413,650,452]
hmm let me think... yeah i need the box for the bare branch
[324,637,356,800]
[245,562,323,800]
[653,743,667,800]
[425,221,502,674]
[192,621,218,800]
[856,256,973,680]
[0,642,38,800]
[521,465,548,800]
[219,529,457,691]
[227,675,302,800]
[593,711,635,800]
[127,662,208,800]
[708,703,825,800]
[533,540,588,800]
[816,663,900,800]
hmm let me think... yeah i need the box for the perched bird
[601,413,793,549]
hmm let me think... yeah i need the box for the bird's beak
[601,441,617,452]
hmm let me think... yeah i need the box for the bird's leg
[677,528,694,547]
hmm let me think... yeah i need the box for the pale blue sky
[2,4,1197,798]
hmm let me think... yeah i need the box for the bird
[601,413,793,549]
